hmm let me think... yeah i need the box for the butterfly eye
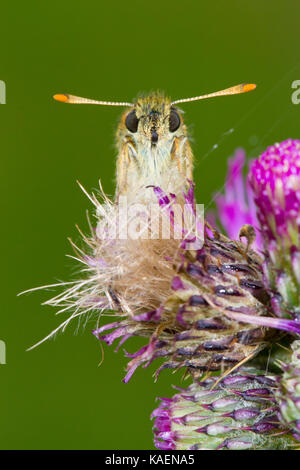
[125,110,139,133]
[169,109,181,132]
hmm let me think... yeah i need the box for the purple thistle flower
[249,139,300,319]
[209,149,262,252]
[152,366,297,450]
[249,139,300,243]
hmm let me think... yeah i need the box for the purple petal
[225,310,300,334]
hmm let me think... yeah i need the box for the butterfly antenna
[172,83,256,105]
[53,94,133,107]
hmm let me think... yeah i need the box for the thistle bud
[94,222,299,382]
[248,139,300,319]
[152,367,297,450]
[275,340,300,440]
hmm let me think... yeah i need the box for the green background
[1,0,300,449]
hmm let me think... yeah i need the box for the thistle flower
[33,153,300,382]
[29,83,300,452]
[248,139,300,319]
[210,149,262,252]
[92,186,300,382]
[275,340,300,441]
[152,367,297,450]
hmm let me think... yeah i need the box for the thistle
[275,340,300,440]
[152,366,297,450]
[93,185,300,382]
[248,139,300,319]
[36,179,300,382]
[28,86,300,450]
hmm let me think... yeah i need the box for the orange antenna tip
[242,83,256,93]
[53,93,133,106]
[53,94,69,103]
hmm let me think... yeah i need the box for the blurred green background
[1,0,300,450]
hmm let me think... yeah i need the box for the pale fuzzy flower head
[33,181,203,345]
[31,180,300,378]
